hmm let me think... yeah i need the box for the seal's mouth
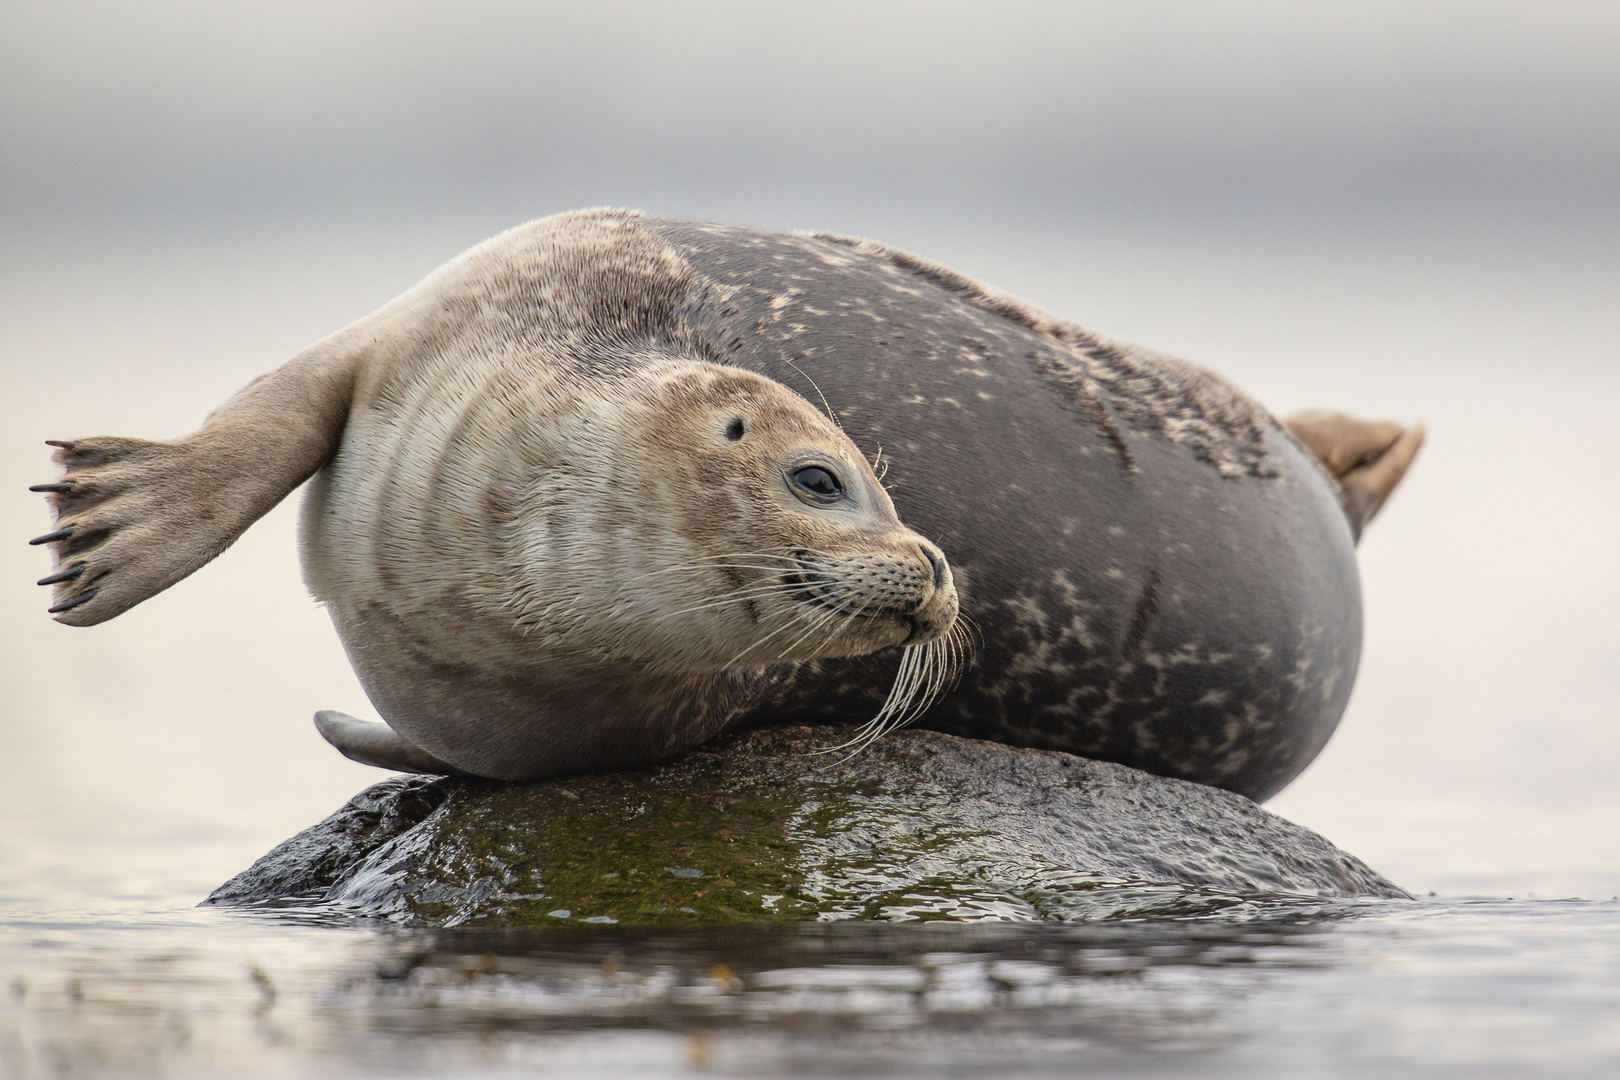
[782,549,937,626]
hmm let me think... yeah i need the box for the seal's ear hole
[725,418,746,441]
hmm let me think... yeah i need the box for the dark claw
[45,440,79,450]
[28,526,75,546]
[48,589,99,614]
[29,482,75,494]
[38,564,86,586]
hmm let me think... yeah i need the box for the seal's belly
[650,221,1361,801]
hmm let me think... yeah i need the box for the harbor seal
[29,210,1419,799]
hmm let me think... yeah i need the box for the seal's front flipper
[1283,410,1425,543]
[314,711,467,776]
[30,334,365,626]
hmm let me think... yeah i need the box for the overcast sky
[4,0,1618,233]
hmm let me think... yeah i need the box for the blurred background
[2,0,1616,908]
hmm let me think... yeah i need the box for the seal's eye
[789,465,844,502]
[725,418,745,441]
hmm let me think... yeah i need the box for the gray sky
[4,0,1618,232]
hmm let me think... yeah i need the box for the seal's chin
[808,590,969,761]
[901,594,960,647]
[898,618,932,648]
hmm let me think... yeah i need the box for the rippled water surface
[1,897,1616,1079]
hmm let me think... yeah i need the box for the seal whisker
[890,646,932,719]
[664,581,797,609]
[871,646,938,740]
[704,550,814,563]
[812,654,916,756]
[735,609,830,665]
[775,589,868,658]
[652,582,798,622]
[622,561,809,585]
[813,632,957,760]
[624,551,809,581]
[784,358,843,433]
[774,611,843,660]
[777,599,855,660]
[723,602,836,668]
[868,444,888,483]
[518,570,803,634]
[726,577,867,667]
[804,591,878,659]
[695,564,821,574]
[625,553,842,595]
[631,563,798,580]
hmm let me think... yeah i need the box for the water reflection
[8,898,1615,1078]
[364,915,1350,1033]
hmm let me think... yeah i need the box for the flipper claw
[29,526,75,546]
[37,564,86,586]
[48,589,99,614]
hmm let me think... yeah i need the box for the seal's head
[511,359,958,686]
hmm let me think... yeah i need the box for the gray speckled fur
[639,218,1359,800]
[806,231,1276,478]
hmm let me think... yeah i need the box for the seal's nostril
[920,544,946,590]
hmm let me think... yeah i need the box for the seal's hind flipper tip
[313,710,466,776]
[1282,410,1425,541]
[312,709,363,744]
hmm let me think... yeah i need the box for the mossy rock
[208,725,1404,926]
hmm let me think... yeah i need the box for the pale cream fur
[33,209,957,779]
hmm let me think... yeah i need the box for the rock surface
[208,726,1405,926]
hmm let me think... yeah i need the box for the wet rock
[207,726,1405,926]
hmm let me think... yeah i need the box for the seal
[29,209,1419,799]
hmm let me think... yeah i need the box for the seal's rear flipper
[30,332,367,626]
[314,710,467,776]
[1282,410,1425,543]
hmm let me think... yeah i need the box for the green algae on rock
[207,726,1405,926]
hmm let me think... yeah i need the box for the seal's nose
[903,539,958,646]
[918,542,948,590]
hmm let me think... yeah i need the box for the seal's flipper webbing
[314,710,467,776]
[1282,410,1425,543]
[31,334,365,626]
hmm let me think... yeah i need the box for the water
[2,218,1616,1076]
[2,900,1617,1078]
